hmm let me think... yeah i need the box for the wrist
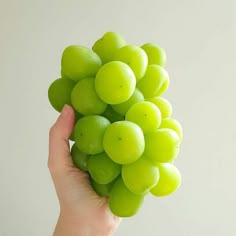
[53,211,112,236]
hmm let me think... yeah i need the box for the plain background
[0,0,236,235]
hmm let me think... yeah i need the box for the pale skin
[48,104,121,236]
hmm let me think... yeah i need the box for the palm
[59,152,120,234]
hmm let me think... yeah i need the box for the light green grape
[61,45,102,82]
[103,121,145,164]
[113,45,148,81]
[122,155,160,195]
[109,177,144,217]
[48,78,76,112]
[125,101,162,134]
[74,115,110,154]
[111,88,144,116]
[102,105,124,123]
[88,152,121,184]
[71,143,90,171]
[137,65,169,98]
[71,77,107,115]
[141,43,167,67]
[95,61,136,104]
[90,177,117,197]
[144,128,179,163]
[92,32,126,64]
[151,163,181,196]
[160,118,183,143]
[146,96,172,118]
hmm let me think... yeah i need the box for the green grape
[95,61,136,104]
[48,78,75,112]
[69,112,84,141]
[125,101,162,134]
[88,152,121,184]
[74,115,110,154]
[71,143,90,171]
[103,121,145,164]
[146,96,172,119]
[90,177,117,197]
[141,43,167,67]
[109,177,144,217]
[122,155,160,195]
[61,45,102,82]
[111,88,144,116]
[102,105,124,123]
[160,118,183,143]
[71,77,107,115]
[137,65,169,98]
[113,45,148,81]
[144,128,179,163]
[92,32,126,64]
[151,163,181,196]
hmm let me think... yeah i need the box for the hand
[48,105,121,236]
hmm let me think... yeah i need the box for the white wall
[0,0,236,235]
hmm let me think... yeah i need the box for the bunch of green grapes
[48,32,183,217]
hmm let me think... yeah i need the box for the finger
[48,105,75,173]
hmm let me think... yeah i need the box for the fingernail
[60,104,70,117]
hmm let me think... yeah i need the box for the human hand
[48,105,121,236]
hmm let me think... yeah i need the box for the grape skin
[103,121,145,164]
[151,163,181,196]
[71,77,107,115]
[48,78,75,112]
[74,115,110,155]
[95,61,136,104]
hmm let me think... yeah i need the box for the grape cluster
[48,32,183,217]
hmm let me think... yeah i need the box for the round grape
[137,65,169,98]
[113,45,148,81]
[125,101,162,134]
[71,77,107,115]
[92,31,126,64]
[146,96,172,119]
[144,128,179,163]
[61,45,102,82]
[74,115,110,154]
[109,177,144,217]
[103,121,145,164]
[151,163,181,196]
[141,43,167,67]
[95,61,136,104]
[48,78,75,112]
[71,143,90,171]
[160,118,183,143]
[122,155,160,194]
[88,152,121,184]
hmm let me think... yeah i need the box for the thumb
[48,105,75,174]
